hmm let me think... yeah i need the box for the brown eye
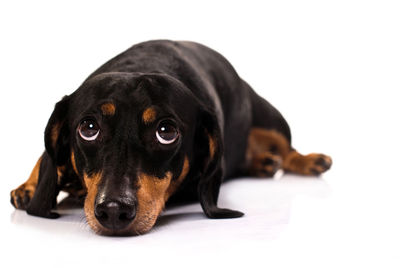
[156,121,179,144]
[78,119,100,141]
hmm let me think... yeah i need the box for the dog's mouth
[80,156,189,236]
[82,171,178,236]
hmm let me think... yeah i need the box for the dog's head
[44,72,221,235]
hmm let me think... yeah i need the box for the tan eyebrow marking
[101,103,116,116]
[142,107,157,124]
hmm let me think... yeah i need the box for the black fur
[14,40,292,222]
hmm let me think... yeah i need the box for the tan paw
[10,183,36,210]
[303,153,332,175]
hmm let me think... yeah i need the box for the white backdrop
[1,0,399,267]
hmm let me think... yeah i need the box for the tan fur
[84,170,179,235]
[246,127,331,176]
[11,156,42,209]
[165,156,190,201]
[122,158,189,235]
[130,171,173,234]
[101,103,116,116]
[56,165,66,184]
[56,165,66,178]
[142,107,157,124]
[67,151,87,193]
[83,172,105,234]
[246,128,290,160]
[283,151,332,175]
[70,151,79,176]
[208,134,216,159]
[246,128,290,176]
[248,152,282,177]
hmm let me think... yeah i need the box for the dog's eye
[78,119,100,141]
[156,121,179,144]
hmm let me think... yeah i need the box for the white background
[1,0,399,267]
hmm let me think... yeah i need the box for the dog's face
[45,73,215,235]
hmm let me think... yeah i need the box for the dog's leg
[282,151,332,175]
[246,128,286,177]
[246,128,332,176]
[10,95,76,218]
[247,152,282,177]
[10,152,60,218]
[10,156,42,210]
[246,128,284,177]
[245,80,332,177]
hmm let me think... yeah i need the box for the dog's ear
[26,96,71,219]
[44,95,71,166]
[195,108,244,219]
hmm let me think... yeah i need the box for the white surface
[1,0,400,267]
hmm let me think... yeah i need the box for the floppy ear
[44,95,71,166]
[195,109,244,219]
[26,96,71,218]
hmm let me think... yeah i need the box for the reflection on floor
[10,175,331,240]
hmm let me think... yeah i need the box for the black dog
[10,40,332,235]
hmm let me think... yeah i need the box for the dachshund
[10,40,332,235]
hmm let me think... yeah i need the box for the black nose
[94,199,136,230]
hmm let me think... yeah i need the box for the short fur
[10,40,332,235]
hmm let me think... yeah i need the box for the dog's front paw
[10,183,36,210]
[304,153,332,175]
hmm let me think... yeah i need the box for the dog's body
[11,40,331,235]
